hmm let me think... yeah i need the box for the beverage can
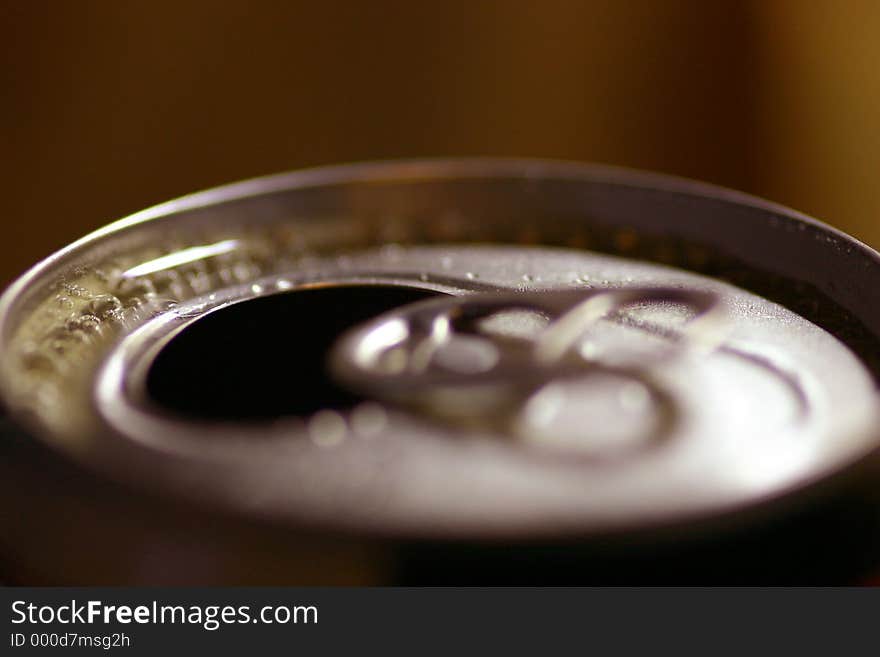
[1,159,879,583]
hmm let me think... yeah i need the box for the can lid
[1,159,878,540]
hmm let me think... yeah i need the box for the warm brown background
[2,1,879,287]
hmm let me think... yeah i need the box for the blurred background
[2,1,879,287]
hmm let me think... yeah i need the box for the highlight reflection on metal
[122,239,241,278]
[332,287,727,448]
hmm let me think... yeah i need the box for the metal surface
[1,159,880,582]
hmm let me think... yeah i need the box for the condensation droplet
[86,294,123,319]
[236,261,261,282]
[61,283,91,298]
[309,410,348,447]
[113,277,156,300]
[66,315,102,334]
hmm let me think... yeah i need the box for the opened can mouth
[2,158,880,551]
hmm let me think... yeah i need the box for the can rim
[5,156,879,345]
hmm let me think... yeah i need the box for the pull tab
[330,287,727,453]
